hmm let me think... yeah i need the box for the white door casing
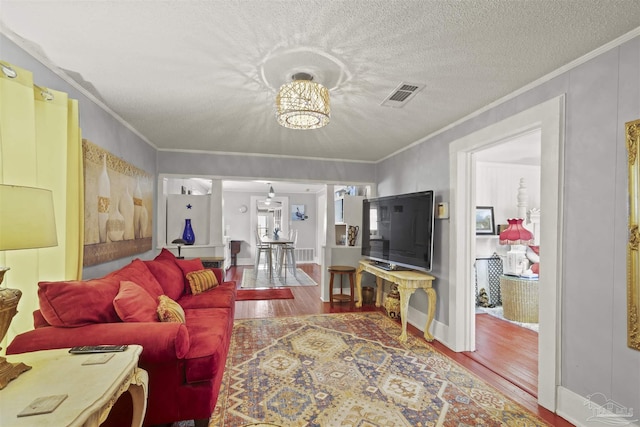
[448,95,565,411]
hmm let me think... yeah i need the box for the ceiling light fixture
[276,72,330,130]
[268,185,275,198]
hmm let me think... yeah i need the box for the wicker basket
[499,276,539,323]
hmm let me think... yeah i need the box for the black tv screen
[361,190,435,272]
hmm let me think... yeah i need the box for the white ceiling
[1,1,639,163]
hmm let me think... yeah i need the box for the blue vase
[182,219,195,245]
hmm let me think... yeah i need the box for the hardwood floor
[465,312,539,397]
[226,264,573,426]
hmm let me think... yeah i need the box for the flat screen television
[361,190,435,272]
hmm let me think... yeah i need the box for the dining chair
[278,229,298,280]
[254,228,272,273]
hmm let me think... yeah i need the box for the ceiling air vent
[381,82,425,108]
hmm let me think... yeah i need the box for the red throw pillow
[156,247,178,262]
[176,258,204,276]
[144,259,184,301]
[38,277,121,327]
[175,258,205,293]
[113,281,159,322]
[106,259,164,300]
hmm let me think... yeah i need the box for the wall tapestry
[82,139,153,266]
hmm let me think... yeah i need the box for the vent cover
[381,82,425,107]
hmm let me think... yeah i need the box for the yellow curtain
[66,99,84,279]
[34,85,69,281]
[0,60,82,342]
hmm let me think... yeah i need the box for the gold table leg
[423,288,437,342]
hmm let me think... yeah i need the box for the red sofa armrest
[207,268,237,294]
[7,322,190,363]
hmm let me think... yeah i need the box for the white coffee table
[0,345,148,427]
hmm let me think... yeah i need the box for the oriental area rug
[199,312,551,427]
[241,267,317,288]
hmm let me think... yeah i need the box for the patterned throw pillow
[186,269,219,295]
[156,295,186,323]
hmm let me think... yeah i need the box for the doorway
[449,96,565,411]
[470,130,542,396]
[250,195,289,246]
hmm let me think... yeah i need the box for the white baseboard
[557,386,639,427]
[406,304,451,348]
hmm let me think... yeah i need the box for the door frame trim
[448,95,565,410]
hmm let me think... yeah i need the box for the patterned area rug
[241,267,317,288]
[208,312,551,426]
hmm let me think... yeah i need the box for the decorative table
[355,260,436,342]
[0,345,148,426]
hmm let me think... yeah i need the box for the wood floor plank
[225,264,573,426]
[465,313,539,397]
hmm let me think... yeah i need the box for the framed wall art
[82,139,153,266]
[291,204,308,221]
[476,206,496,235]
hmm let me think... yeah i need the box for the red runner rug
[236,288,294,301]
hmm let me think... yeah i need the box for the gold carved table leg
[375,277,384,307]
[397,286,416,342]
[355,267,363,308]
[423,287,436,342]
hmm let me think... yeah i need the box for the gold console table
[355,260,436,342]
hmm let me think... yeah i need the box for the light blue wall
[376,36,640,411]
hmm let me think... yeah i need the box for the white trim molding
[557,386,640,427]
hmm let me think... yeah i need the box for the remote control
[69,345,128,354]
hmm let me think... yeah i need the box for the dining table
[259,237,293,279]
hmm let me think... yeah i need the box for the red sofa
[7,248,236,427]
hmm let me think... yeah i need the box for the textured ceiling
[1,1,639,162]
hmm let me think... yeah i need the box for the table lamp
[0,184,58,389]
[499,218,534,276]
[171,238,187,259]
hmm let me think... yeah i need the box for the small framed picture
[475,206,495,235]
[291,204,307,221]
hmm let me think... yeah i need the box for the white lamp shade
[0,185,58,250]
